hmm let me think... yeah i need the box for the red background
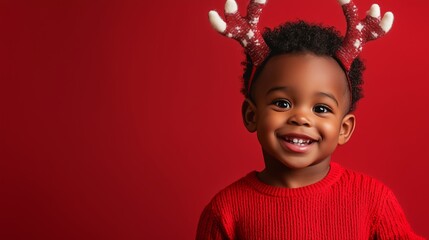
[1,0,428,239]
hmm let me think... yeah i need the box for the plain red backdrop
[1,0,428,239]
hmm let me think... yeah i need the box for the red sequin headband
[208,0,394,94]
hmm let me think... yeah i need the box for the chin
[280,160,315,170]
[276,155,330,170]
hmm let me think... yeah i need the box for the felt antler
[208,0,270,66]
[336,0,394,71]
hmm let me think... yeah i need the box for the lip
[277,133,318,153]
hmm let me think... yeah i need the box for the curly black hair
[242,21,365,112]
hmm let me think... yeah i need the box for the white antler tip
[208,11,227,33]
[254,0,267,4]
[225,0,238,14]
[368,4,381,18]
[338,0,351,5]
[380,11,394,32]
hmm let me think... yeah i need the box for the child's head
[240,21,360,169]
[242,21,365,113]
[208,0,393,171]
[241,53,357,169]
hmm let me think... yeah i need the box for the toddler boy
[197,0,424,239]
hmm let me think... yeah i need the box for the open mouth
[278,133,318,153]
[283,136,316,146]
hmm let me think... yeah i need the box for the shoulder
[198,172,257,230]
[335,163,392,196]
[330,163,396,212]
[334,164,423,238]
[207,171,257,209]
[197,173,256,240]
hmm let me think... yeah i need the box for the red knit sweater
[196,162,424,239]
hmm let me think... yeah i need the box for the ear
[241,98,257,132]
[338,113,356,145]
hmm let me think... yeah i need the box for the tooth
[298,139,303,144]
[293,139,298,143]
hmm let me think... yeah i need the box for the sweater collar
[244,162,344,197]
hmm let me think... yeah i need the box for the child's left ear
[338,113,356,145]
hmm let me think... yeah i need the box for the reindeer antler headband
[208,0,394,94]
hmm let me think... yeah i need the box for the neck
[258,153,331,188]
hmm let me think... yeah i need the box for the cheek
[256,111,285,142]
[256,111,284,131]
[318,119,341,137]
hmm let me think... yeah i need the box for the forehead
[253,53,349,103]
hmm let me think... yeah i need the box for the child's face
[243,53,355,170]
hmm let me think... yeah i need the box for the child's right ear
[242,98,257,132]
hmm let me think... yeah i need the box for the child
[196,0,424,239]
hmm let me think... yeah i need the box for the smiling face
[242,52,356,170]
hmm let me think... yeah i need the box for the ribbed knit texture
[196,162,424,239]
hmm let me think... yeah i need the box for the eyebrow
[317,92,339,106]
[266,87,339,107]
[266,86,288,96]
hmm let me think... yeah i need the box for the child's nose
[287,109,312,127]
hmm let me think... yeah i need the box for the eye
[313,104,332,114]
[272,99,291,109]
